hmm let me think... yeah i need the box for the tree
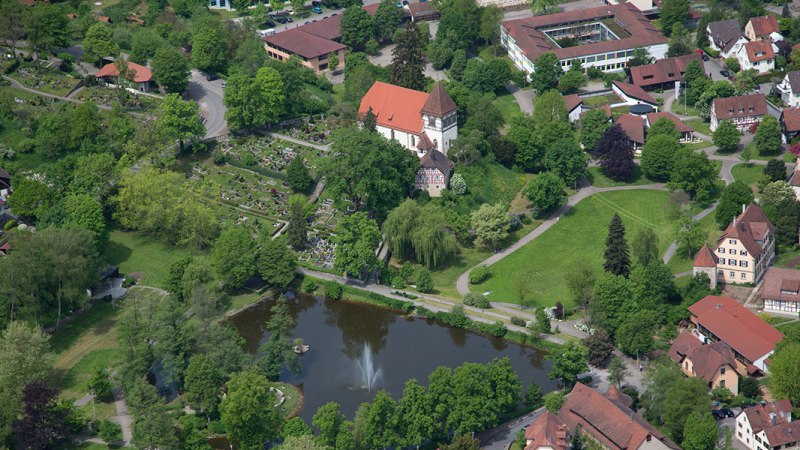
[25,4,69,59]
[580,109,611,152]
[322,128,418,217]
[669,148,717,200]
[607,356,630,387]
[592,273,631,335]
[286,157,313,193]
[151,46,190,93]
[220,371,283,450]
[224,67,286,132]
[584,329,614,367]
[769,343,800,403]
[440,435,482,450]
[549,341,589,386]
[684,60,709,105]
[191,15,227,73]
[632,228,659,267]
[755,116,783,156]
[535,307,551,334]
[212,227,255,289]
[313,402,349,448]
[668,23,694,57]
[257,236,297,287]
[524,381,544,409]
[450,173,467,194]
[157,94,205,152]
[647,118,680,142]
[87,369,112,401]
[565,263,596,310]
[395,379,434,448]
[287,200,308,251]
[642,361,710,442]
[595,125,635,181]
[677,214,707,258]
[764,159,787,183]
[435,0,482,50]
[531,53,562,93]
[462,58,512,93]
[184,354,222,416]
[682,412,718,450]
[416,268,434,293]
[615,310,656,356]
[508,115,544,171]
[333,212,381,277]
[390,24,426,91]
[715,181,754,228]
[471,203,510,249]
[373,0,402,42]
[83,23,119,65]
[627,47,654,67]
[257,296,300,381]
[544,138,586,186]
[0,0,26,58]
[659,0,689,37]
[525,172,566,215]
[740,143,755,165]
[12,381,70,449]
[340,6,373,50]
[64,194,108,250]
[282,417,312,439]
[641,134,680,182]
[558,69,587,94]
[604,214,630,277]
[356,390,398,449]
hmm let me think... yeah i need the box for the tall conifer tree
[604,214,630,277]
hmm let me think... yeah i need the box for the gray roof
[708,19,743,52]
[419,149,454,176]
[787,71,800,93]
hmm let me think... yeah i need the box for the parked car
[286,16,293,22]
[276,16,287,23]
[702,54,709,61]
[720,70,730,77]
[312,6,322,12]
[712,410,726,420]
[720,408,735,418]
[206,74,219,81]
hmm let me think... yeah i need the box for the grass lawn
[586,166,654,188]
[494,91,522,124]
[583,94,622,107]
[60,349,121,399]
[105,230,203,288]
[671,103,702,117]
[687,119,712,136]
[777,320,800,333]
[731,163,765,188]
[682,140,713,151]
[477,190,679,307]
[273,382,303,417]
[666,213,720,274]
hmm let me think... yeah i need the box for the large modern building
[262,16,347,73]
[500,3,668,76]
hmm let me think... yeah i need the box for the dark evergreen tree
[389,24,426,91]
[595,125,635,181]
[286,156,313,193]
[783,3,791,19]
[12,382,71,449]
[715,181,754,229]
[363,106,377,132]
[287,201,308,251]
[570,426,585,450]
[764,159,788,183]
[604,213,630,277]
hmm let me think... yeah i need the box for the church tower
[420,82,458,156]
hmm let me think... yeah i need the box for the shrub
[437,305,472,328]
[473,320,508,337]
[208,421,226,434]
[510,316,526,327]
[415,268,433,293]
[3,220,17,230]
[415,306,435,319]
[392,276,406,289]
[98,420,122,443]
[463,293,490,309]
[553,302,564,320]
[324,282,342,300]
[301,277,317,293]
[212,149,226,165]
[469,265,491,284]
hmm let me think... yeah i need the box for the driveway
[187,69,227,139]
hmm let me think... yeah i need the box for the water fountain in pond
[355,342,382,393]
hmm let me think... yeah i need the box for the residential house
[737,40,776,74]
[735,400,800,450]
[693,204,776,287]
[501,3,668,76]
[710,94,768,131]
[629,53,704,91]
[614,114,645,152]
[557,383,681,450]
[262,16,347,73]
[760,268,800,315]
[707,19,748,58]
[611,81,659,110]
[563,94,584,123]
[405,2,440,22]
[688,295,783,373]
[523,411,569,450]
[645,111,694,142]
[668,330,740,394]
[95,61,153,92]
[745,16,781,42]
[780,107,800,143]
[776,71,800,108]
[359,81,457,197]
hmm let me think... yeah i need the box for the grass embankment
[666,213,721,275]
[477,190,679,308]
[106,230,204,288]
[586,166,655,188]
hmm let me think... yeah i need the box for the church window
[429,116,436,126]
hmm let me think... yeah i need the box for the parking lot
[714,406,750,450]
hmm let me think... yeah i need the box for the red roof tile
[646,111,693,133]
[420,82,456,116]
[743,40,775,63]
[615,114,645,145]
[524,411,568,450]
[563,94,582,113]
[713,203,774,258]
[612,80,658,106]
[630,53,703,88]
[501,3,666,63]
[668,330,703,362]
[761,267,800,305]
[742,401,794,444]
[712,94,768,121]
[95,61,152,83]
[688,295,783,362]
[781,107,800,133]
[693,243,718,267]
[749,16,780,38]
[685,341,738,383]
[263,27,347,59]
[299,14,342,40]
[358,81,431,134]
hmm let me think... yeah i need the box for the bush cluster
[469,265,491,284]
[463,293,490,309]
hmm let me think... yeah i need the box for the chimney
[743,204,746,214]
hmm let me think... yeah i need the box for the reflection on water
[228,293,556,420]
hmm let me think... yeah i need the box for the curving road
[187,69,227,139]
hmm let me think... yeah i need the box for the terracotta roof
[420,82,456,117]
[524,411,568,450]
[263,27,347,59]
[407,1,439,19]
[417,131,436,151]
[95,61,152,83]
[615,114,645,145]
[688,295,783,362]
[17,0,34,6]
[693,243,718,267]
[668,330,703,363]
[604,384,633,409]
[0,240,10,251]
[749,16,780,37]
[712,94,767,121]
[501,3,666,63]
[363,3,379,14]
[713,203,774,258]
[629,53,704,88]
[743,40,775,63]
[708,19,743,53]
[646,111,693,133]
[558,384,680,450]
[742,401,795,446]
[97,15,110,23]
[761,267,800,304]
[563,94,583,113]
[419,149,453,176]
[612,80,657,106]
[781,107,800,133]
[358,81,430,134]
[299,14,342,40]
[686,341,738,383]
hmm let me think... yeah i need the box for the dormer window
[749,107,754,113]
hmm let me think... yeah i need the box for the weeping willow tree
[383,200,457,269]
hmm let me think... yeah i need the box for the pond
[229,293,557,421]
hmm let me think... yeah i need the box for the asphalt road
[187,69,227,139]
